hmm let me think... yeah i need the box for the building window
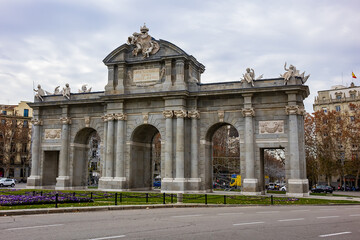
[322,108,327,113]
[335,105,341,112]
[336,95,342,100]
[350,116,355,122]
[23,120,28,128]
[350,93,356,99]
[2,111,6,115]
[10,156,15,165]
[350,105,355,111]
[1,119,5,125]
[23,109,29,117]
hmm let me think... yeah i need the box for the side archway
[205,122,240,191]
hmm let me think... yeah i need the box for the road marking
[317,216,339,219]
[172,214,203,218]
[233,221,264,226]
[290,209,310,212]
[6,224,64,231]
[88,235,126,240]
[350,214,360,217]
[319,232,351,238]
[318,208,337,211]
[256,211,279,214]
[217,212,244,216]
[277,218,304,222]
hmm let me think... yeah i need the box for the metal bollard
[90,192,93,199]
[73,192,76,197]
[271,195,274,205]
[146,193,149,203]
[224,195,226,204]
[171,194,173,204]
[55,193,58,208]
[33,191,35,196]
[40,191,43,196]
[205,194,208,205]
[115,193,118,205]
[163,193,166,204]
[120,193,122,203]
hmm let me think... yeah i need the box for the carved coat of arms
[127,24,160,58]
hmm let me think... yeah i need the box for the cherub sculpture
[63,83,71,100]
[33,84,46,101]
[241,68,263,87]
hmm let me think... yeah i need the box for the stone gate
[27,25,310,196]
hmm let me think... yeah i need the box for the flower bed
[0,192,93,206]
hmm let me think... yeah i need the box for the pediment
[103,39,204,70]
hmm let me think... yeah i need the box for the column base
[161,178,202,193]
[26,175,42,188]
[286,179,309,197]
[242,178,260,195]
[55,176,70,189]
[98,177,128,190]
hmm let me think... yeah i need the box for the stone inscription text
[133,68,160,82]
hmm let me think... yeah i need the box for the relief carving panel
[259,121,284,134]
[44,129,61,140]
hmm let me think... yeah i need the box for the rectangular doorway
[42,151,59,186]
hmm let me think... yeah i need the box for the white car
[0,178,16,187]
[279,185,286,191]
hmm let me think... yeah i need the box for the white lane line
[319,232,351,238]
[277,218,304,222]
[256,211,279,214]
[217,213,244,216]
[317,216,339,219]
[290,209,310,212]
[233,221,264,226]
[172,214,203,218]
[318,208,337,211]
[6,224,64,231]
[350,214,360,217]
[88,235,126,240]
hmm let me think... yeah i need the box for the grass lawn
[0,189,359,210]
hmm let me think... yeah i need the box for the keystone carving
[174,110,187,118]
[162,110,174,119]
[143,113,149,124]
[218,110,225,122]
[241,108,255,117]
[259,121,284,134]
[84,116,90,127]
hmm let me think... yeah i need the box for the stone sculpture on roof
[281,62,310,85]
[241,68,263,87]
[127,23,160,58]
[62,83,71,100]
[33,84,46,101]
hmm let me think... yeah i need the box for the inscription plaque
[133,68,160,82]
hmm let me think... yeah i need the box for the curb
[2,203,360,216]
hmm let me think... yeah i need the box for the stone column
[114,113,127,185]
[56,116,71,189]
[241,107,259,195]
[163,110,174,180]
[174,110,187,179]
[286,105,309,197]
[175,59,185,90]
[27,118,42,187]
[105,65,115,92]
[105,114,115,178]
[188,110,200,179]
[101,116,107,178]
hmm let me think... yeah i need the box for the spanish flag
[352,72,357,79]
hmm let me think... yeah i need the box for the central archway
[205,122,240,191]
[129,124,161,190]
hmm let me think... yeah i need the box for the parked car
[153,180,161,188]
[311,185,333,193]
[279,185,286,191]
[0,178,16,187]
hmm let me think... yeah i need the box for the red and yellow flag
[352,72,357,79]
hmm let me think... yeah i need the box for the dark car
[311,185,333,193]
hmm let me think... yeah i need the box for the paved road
[1,205,359,240]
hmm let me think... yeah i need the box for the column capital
[31,118,43,126]
[163,110,174,119]
[174,110,187,118]
[102,113,116,122]
[188,110,200,119]
[115,113,127,121]
[241,108,255,117]
[285,105,304,115]
[59,117,71,125]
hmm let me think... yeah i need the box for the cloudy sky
[1,0,359,112]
